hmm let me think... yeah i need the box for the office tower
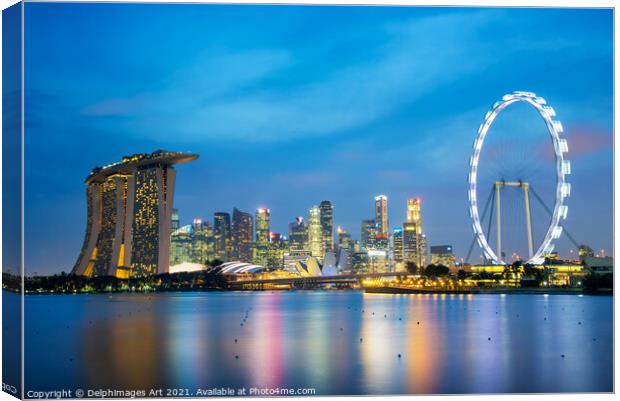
[284,221,311,272]
[288,217,307,252]
[403,197,427,269]
[72,150,198,278]
[213,212,231,261]
[255,208,270,244]
[430,245,456,268]
[361,219,378,250]
[375,233,389,250]
[337,227,353,272]
[406,197,421,223]
[352,251,369,273]
[337,227,352,251]
[374,195,389,235]
[368,250,388,273]
[308,206,323,259]
[392,227,404,272]
[232,208,253,263]
[267,232,288,269]
[319,201,334,254]
[403,224,427,269]
[170,225,193,266]
[253,208,270,266]
[192,218,215,265]
[171,208,180,231]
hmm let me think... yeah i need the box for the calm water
[16,291,613,395]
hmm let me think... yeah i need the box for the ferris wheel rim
[467,91,570,265]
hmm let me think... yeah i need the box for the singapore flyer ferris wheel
[468,91,571,265]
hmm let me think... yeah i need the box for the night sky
[19,4,612,275]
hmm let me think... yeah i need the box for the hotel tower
[71,150,198,278]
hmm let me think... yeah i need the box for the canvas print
[1,2,614,398]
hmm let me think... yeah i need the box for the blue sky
[20,4,612,274]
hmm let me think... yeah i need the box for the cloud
[81,48,291,117]
[538,124,612,161]
[74,9,596,147]
[82,96,149,116]
[77,10,524,143]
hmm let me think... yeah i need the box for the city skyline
[20,4,613,275]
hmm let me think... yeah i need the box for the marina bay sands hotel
[72,150,198,278]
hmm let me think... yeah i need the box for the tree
[457,269,469,280]
[208,258,224,267]
[583,273,613,291]
[423,264,450,277]
[405,261,418,275]
[523,264,543,280]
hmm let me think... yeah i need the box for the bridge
[227,272,412,290]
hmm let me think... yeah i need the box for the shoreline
[4,287,613,296]
[364,286,613,296]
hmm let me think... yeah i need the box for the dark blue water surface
[19,291,612,395]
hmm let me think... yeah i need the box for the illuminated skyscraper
[192,218,215,264]
[403,197,427,269]
[392,226,404,272]
[284,217,310,272]
[319,201,334,254]
[308,206,323,259]
[337,227,353,272]
[352,251,369,273]
[213,212,231,261]
[253,208,270,266]
[255,208,270,244]
[267,232,288,269]
[361,219,377,250]
[171,208,180,231]
[170,224,193,266]
[374,195,389,235]
[337,227,352,252]
[407,197,421,223]
[232,208,253,263]
[430,245,456,268]
[72,151,198,278]
[288,217,307,252]
[368,250,388,273]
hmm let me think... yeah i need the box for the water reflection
[22,292,612,395]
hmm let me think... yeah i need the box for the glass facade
[319,201,334,254]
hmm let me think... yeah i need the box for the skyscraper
[361,219,377,250]
[171,208,180,231]
[374,195,389,235]
[192,218,215,264]
[319,201,334,254]
[255,208,270,244]
[284,217,310,272]
[253,208,270,266]
[406,197,421,223]
[213,212,231,261]
[267,232,288,269]
[232,208,253,263]
[72,150,198,278]
[430,245,456,268]
[288,217,307,252]
[337,227,353,272]
[170,224,193,266]
[403,197,427,269]
[308,206,323,259]
[392,226,404,272]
